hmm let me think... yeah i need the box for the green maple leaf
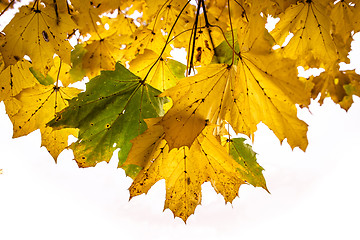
[226,138,268,191]
[49,62,168,175]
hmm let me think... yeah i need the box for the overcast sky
[1,7,360,240]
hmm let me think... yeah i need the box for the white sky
[1,5,360,240]
[1,96,360,240]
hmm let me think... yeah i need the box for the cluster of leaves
[0,0,359,222]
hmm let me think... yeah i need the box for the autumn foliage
[0,0,359,221]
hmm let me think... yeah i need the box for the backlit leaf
[225,137,268,191]
[125,124,251,222]
[312,68,360,110]
[271,0,340,66]
[49,63,168,169]
[40,126,78,162]
[0,60,38,102]
[233,52,310,150]
[130,49,186,91]
[0,3,76,72]
[159,64,235,149]
[10,84,80,138]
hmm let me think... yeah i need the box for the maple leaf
[30,57,75,87]
[3,97,21,117]
[125,121,267,222]
[129,49,186,91]
[160,53,310,151]
[158,64,235,149]
[80,16,135,78]
[233,51,310,150]
[70,0,102,35]
[40,126,78,162]
[0,2,76,72]
[225,137,268,190]
[123,27,169,61]
[218,15,311,150]
[9,84,80,138]
[81,33,127,78]
[311,67,360,111]
[145,0,195,45]
[49,63,168,170]
[189,28,218,66]
[330,0,360,42]
[0,60,38,102]
[271,0,341,67]
[342,73,360,109]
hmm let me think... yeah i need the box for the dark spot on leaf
[196,47,202,62]
[42,31,49,42]
[204,40,211,50]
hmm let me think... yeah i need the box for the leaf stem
[199,0,217,62]
[187,0,202,76]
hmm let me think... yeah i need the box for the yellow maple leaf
[160,55,309,150]
[271,0,340,66]
[330,0,360,41]
[40,126,78,162]
[145,0,195,48]
[10,84,80,138]
[3,97,22,117]
[126,122,247,222]
[129,49,186,91]
[82,33,128,78]
[237,10,275,55]
[0,60,38,102]
[311,67,360,111]
[46,57,73,87]
[159,64,235,149]
[270,0,299,16]
[70,0,102,35]
[341,72,360,110]
[123,27,169,62]
[42,0,69,13]
[232,52,310,150]
[0,3,76,72]
[189,28,218,66]
[74,14,135,78]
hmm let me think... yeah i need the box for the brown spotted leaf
[125,123,251,222]
[271,0,341,66]
[9,84,80,138]
[0,3,76,72]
